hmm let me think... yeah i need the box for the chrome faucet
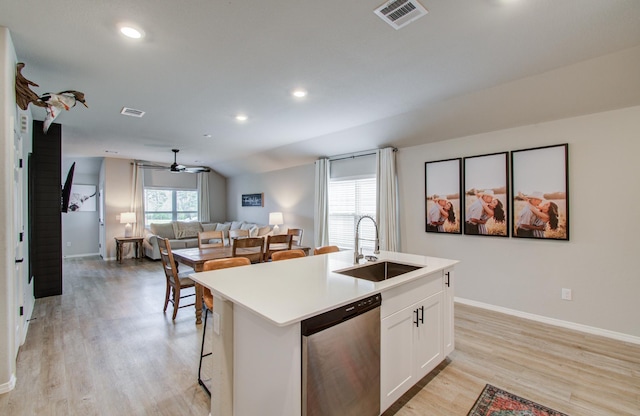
[354,215,380,264]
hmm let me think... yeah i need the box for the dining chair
[313,245,340,255]
[229,229,250,242]
[264,234,293,262]
[198,230,224,249]
[158,237,196,320]
[271,249,306,261]
[287,228,303,245]
[232,237,265,263]
[198,257,251,396]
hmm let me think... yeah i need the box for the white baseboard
[63,252,100,259]
[0,373,16,394]
[455,297,640,346]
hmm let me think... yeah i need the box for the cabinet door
[381,305,415,412]
[414,292,443,380]
[443,268,455,356]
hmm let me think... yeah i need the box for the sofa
[143,220,274,260]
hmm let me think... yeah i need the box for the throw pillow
[150,222,175,239]
[215,222,231,238]
[230,221,244,230]
[257,225,271,236]
[201,223,218,232]
[241,223,259,237]
[175,221,202,239]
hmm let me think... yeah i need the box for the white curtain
[131,162,145,237]
[376,147,399,251]
[314,158,330,248]
[198,172,210,222]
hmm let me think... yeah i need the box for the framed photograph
[425,158,461,234]
[241,193,264,207]
[68,184,97,212]
[463,152,509,237]
[511,144,569,240]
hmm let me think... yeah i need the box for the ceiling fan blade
[138,163,169,170]
[183,166,211,173]
[138,149,209,173]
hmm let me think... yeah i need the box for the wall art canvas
[463,152,509,237]
[241,193,264,207]
[511,144,569,240]
[68,184,97,212]
[425,158,461,234]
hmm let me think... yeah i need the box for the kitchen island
[190,250,458,416]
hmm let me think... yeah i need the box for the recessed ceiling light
[292,89,307,98]
[203,134,212,138]
[235,114,248,122]
[119,25,144,39]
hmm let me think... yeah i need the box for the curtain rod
[327,147,397,162]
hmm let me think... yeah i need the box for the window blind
[328,177,377,251]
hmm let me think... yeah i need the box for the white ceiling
[2,0,640,177]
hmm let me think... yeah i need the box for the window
[144,188,198,226]
[328,177,377,251]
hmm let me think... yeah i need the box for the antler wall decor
[15,62,88,133]
[15,62,45,111]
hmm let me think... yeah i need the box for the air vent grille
[374,0,428,30]
[120,107,145,118]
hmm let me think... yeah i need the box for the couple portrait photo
[512,144,569,240]
[463,152,508,237]
[425,158,461,234]
[425,144,568,240]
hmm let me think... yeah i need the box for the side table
[115,236,144,264]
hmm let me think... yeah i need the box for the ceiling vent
[120,107,145,118]
[374,0,428,30]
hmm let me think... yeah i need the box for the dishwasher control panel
[301,293,381,336]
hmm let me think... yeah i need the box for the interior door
[13,120,27,349]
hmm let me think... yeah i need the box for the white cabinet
[380,271,448,412]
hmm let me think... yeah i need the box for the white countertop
[190,250,458,327]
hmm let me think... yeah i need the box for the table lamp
[269,212,284,235]
[120,212,136,237]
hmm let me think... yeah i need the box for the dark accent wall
[30,120,62,298]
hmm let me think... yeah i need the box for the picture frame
[68,184,97,212]
[424,158,461,234]
[511,144,569,240]
[241,193,264,207]
[463,152,509,237]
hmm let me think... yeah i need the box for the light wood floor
[1,256,639,415]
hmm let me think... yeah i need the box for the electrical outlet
[66,242,72,247]
[561,288,572,301]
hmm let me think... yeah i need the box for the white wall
[102,158,134,260]
[62,157,101,257]
[227,164,315,245]
[226,106,640,340]
[398,106,640,338]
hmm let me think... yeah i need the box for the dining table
[172,244,310,324]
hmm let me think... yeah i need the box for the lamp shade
[269,212,283,225]
[120,212,136,224]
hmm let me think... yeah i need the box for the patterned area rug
[467,384,569,416]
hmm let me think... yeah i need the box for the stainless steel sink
[335,261,424,282]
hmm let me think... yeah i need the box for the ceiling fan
[138,149,210,173]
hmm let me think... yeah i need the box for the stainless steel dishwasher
[301,293,381,416]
